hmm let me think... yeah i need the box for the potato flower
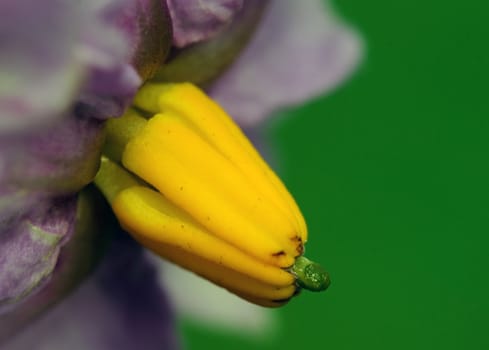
[0,0,362,348]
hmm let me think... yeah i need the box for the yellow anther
[95,83,328,307]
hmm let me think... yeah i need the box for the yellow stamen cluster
[95,83,329,307]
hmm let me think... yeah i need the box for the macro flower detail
[209,0,363,125]
[154,0,267,86]
[0,0,363,348]
[0,197,77,312]
[1,0,139,131]
[95,83,330,307]
[0,0,161,313]
[166,0,244,48]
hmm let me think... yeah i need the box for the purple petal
[0,116,105,315]
[0,188,113,343]
[77,64,141,120]
[0,190,39,229]
[124,0,173,81]
[64,0,144,121]
[0,0,145,133]
[167,0,244,47]
[208,0,364,126]
[151,254,279,336]
[0,115,105,194]
[0,0,87,132]
[0,196,77,314]
[153,0,268,86]
[2,234,180,350]
[78,0,135,68]
[77,0,174,117]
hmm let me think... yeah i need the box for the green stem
[94,156,142,204]
[291,256,330,292]
[103,108,148,163]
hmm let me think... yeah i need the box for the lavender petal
[209,0,364,126]
[0,0,148,133]
[2,233,180,350]
[128,0,173,81]
[167,0,244,47]
[0,115,105,195]
[0,0,87,133]
[0,188,113,343]
[153,0,268,86]
[77,64,141,120]
[0,196,77,313]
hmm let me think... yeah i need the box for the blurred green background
[180,0,489,349]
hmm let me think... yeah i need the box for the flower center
[94,83,329,307]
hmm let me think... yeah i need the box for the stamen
[103,109,147,163]
[94,156,142,204]
[94,82,330,307]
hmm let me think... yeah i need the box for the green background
[181,0,489,349]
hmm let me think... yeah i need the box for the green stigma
[291,256,331,292]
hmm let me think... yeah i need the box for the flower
[0,0,363,348]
